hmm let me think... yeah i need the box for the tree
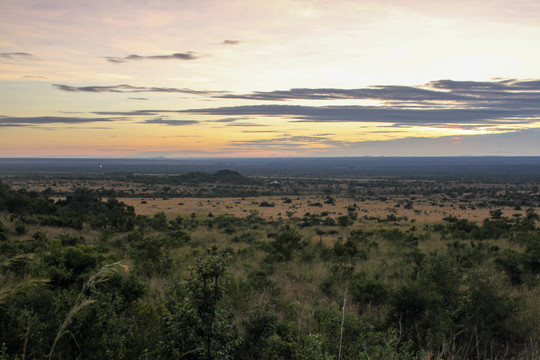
[162,247,236,359]
[271,230,304,261]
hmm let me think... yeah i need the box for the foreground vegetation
[0,178,539,359]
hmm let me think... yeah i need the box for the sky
[1,0,540,158]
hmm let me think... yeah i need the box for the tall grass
[48,262,128,359]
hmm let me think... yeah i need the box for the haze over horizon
[1,0,540,158]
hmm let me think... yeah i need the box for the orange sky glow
[1,0,540,157]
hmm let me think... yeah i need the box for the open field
[3,168,537,225]
[119,195,524,223]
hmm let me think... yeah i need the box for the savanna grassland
[0,165,539,359]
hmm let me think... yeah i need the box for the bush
[270,230,305,262]
[350,275,389,306]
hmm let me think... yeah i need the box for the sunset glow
[2,0,540,157]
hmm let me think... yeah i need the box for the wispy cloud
[92,110,160,116]
[229,135,344,149]
[0,52,39,61]
[53,83,226,95]
[208,117,250,123]
[22,75,47,79]
[216,79,540,106]
[180,104,533,126]
[241,130,281,133]
[225,122,268,127]
[0,124,30,127]
[218,86,467,102]
[105,52,200,63]
[222,40,240,45]
[140,118,198,126]
[0,116,113,126]
[227,128,540,156]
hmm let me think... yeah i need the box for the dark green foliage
[322,217,336,226]
[161,247,238,359]
[495,249,533,285]
[337,215,351,227]
[52,188,136,231]
[333,239,360,259]
[269,230,305,261]
[49,270,146,359]
[44,244,104,288]
[150,211,168,231]
[443,216,480,238]
[0,179,538,359]
[461,271,522,358]
[2,187,57,215]
[313,303,413,359]
[0,220,6,241]
[131,235,172,276]
[238,301,278,359]
[123,298,167,358]
[148,169,257,187]
[23,231,48,252]
[247,269,277,293]
[259,201,275,207]
[14,222,26,235]
[350,274,389,306]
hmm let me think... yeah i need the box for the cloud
[223,40,240,45]
[209,117,248,123]
[22,75,47,79]
[140,118,198,126]
[241,130,280,133]
[105,52,200,63]
[178,79,540,127]
[0,124,30,127]
[51,78,540,129]
[180,104,536,126]
[218,86,468,102]
[0,52,39,61]
[225,122,268,127]
[0,116,113,125]
[227,128,540,156]
[53,83,226,95]
[128,97,148,100]
[229,134,344,149]
[214,78,540,110]
[92,110,160,116]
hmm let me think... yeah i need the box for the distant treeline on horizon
[1,156,540,177]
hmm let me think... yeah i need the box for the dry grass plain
[3,176,533,225]
[119,195,523,224]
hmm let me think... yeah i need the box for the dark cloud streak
[22,75,47,79]
[53,83,226,95]
[180,104,536,125]
[105,52,200,63]
[218,86,469,102]
[0,52,39,61]
[0,116,114,125]
[141,119,198,126]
